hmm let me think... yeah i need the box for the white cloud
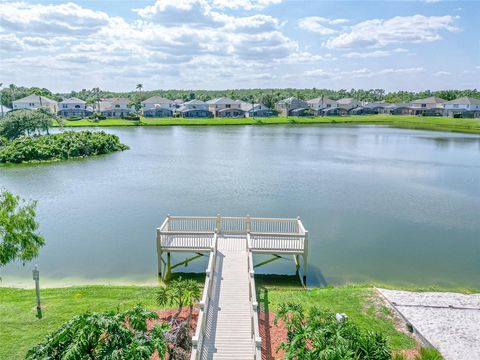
[211,0,282,10]
[298,17,346,35]
[303,67,425,80]
[0,1,114,34]
[344,50,391,58]
[325,15,459,49]
[434,71,451,76]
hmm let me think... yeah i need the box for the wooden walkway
[201,236,254,359]
[156,215,308,360]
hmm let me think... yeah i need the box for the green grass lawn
[0,286,160,360]
[0,284,415,359]
[260,285,416,351]
[54,115,480,134]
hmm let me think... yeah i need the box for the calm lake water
[1,125,479,289]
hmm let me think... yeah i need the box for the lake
[1,125,479,289]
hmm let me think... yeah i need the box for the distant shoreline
[54,115,480,135]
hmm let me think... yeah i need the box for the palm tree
[9,84,16,108]
[136,83,143,92]
[0,83,4,117]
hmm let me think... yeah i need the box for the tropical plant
[275,302,392,360]
[25,305,170,360]
[0,190,45,269]
[0,109,52,139]
[136,83,143,92]
[0,130,128,163]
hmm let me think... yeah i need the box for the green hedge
[0,131,129,163]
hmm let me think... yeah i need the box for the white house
[58,97,92,117]
[443,97,480,118]
[336,98,361,110]
[141,96,176,114]
[181,99,209,111]
[0,105,12,117]
[12,94,58,113]
[274,97,309,116]
[409,96,446,109]
[99,98,131,118]
[307,97,338,114]
[206,97,239,117]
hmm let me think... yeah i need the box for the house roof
[102,97,130,104]
[0,106,12,112]
[411,96,446,104]
[336,98,357,104]
[13,94,57,104]
[276,97,305,105]
[307,97,336,105]
[444,96,480,105]
[141,96,172,104]
[60,97,86,104]
[206,97,236,105]
[184,99,207,105]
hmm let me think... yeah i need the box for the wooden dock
[156,215,308,360]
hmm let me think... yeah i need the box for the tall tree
[136,83,143,92]
[0,190,45,268]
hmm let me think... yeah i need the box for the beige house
[12,94,58,114]
[410,96,446,109]
[206,97,240,117]
[336,98,361,110]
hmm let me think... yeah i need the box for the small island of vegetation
[0,109,128,164]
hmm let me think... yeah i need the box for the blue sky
[0,0,479,92]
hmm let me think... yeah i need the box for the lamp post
[33,265,42,319]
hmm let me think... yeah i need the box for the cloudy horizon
[0,0,479,92]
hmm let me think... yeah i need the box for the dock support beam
[303,230,308,286]
[156,228,162,277]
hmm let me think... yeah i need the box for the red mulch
[147,307,199,360]
[259,311,287,360]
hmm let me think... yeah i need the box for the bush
[123,113,141,121]
[26,306,169,360]
[0,131,129,163]
[275,303,392,359]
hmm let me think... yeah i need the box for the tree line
[1,84,479,110]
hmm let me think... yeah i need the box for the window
[421,104,426,108]
[115,104,120,108]
[63,104,68,108]
[29,103,35,106]
[453,104,459,109]
[75,105,80,108]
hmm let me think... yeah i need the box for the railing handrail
[250,231,306,238]
[247,233,262,359]
[191,231,218,359]
[158,230,215,235]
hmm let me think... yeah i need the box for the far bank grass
[0,284,416,359]
[54,115,480,134]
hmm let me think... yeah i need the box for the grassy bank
[0,284,416,359]
[55,115,480,134]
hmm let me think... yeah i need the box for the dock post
[156,228,162,277]
[303,230,309,285]
[216,213,221,234]
[166,252,172,281]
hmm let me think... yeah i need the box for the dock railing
[190,231,218,360]
[247,233,262,359]
[158,215,307,254]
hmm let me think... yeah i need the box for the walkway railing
[158,215,307,254]
[247,233,262,359]
[190,231,218,360]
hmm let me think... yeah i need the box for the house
[336,98,361,110]
[410,96,446,109]
[179,109,212,118]
[364,102,395,114]
[443,97,480,118]
[307,96,337,115]
[321,107,348,116]
[206,97,238,117]
[143,107,174,117]
[290,108,315,116]
[182,99,209,111]
[58,97,92,118]
[238,102,274,117]
[391,103,417,116]
[12,94,58,114]
[348,106,375,115]
[0,105,12,117]
[141,96,176,115]
[217,108,246,118]
[408,96,445,116]
[274,97,309,116]
[99,98,131,118]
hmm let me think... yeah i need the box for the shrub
[275,303,392,359]
[26,306,169,360]
[123,113,141,121]
[0,131,129,163]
